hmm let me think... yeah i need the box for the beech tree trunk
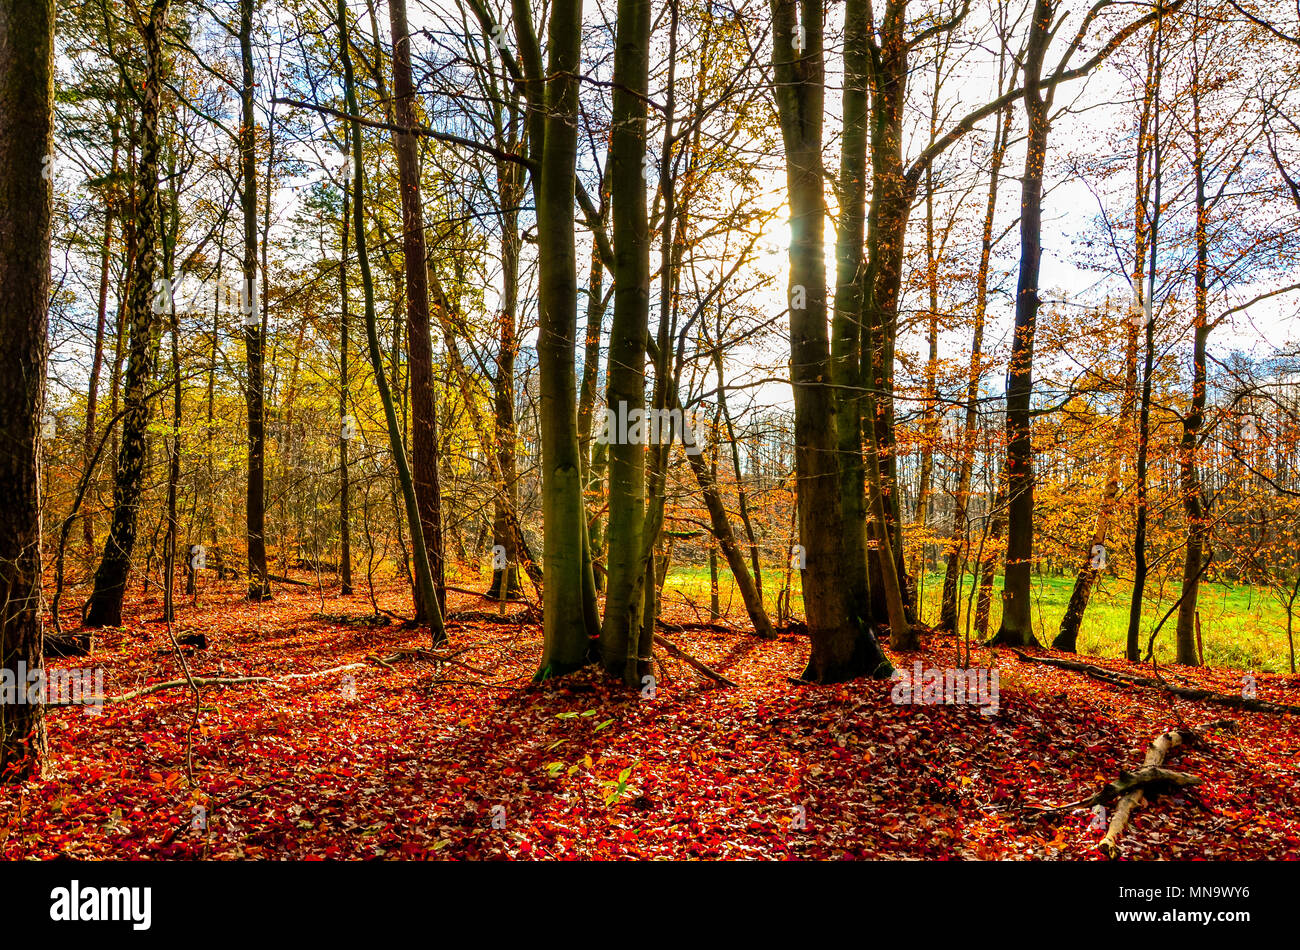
[1174,38,1210,666]
[600,0,652,683]
[339,169,353,595]
[940,99,1011,633]
[1127,12,1166,662]
[486,140,524,600]
[770,0,895,681]
[860,3,920,633]
[534,0,596,675]
[1057,27,1155,653]
[82,110,121,556]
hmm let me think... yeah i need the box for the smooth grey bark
[600,0,652,683]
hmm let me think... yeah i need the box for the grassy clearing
[658,563,1298,674]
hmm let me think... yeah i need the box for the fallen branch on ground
[267,573,313,587]
[102,653,408,703]
[652,633,738,687]
[446,609,535,626]
[391,647,494,677]
[1097,720,1233,859]
[1010,650,1300,715]
[658,619,743,635]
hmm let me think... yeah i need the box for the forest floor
[2,575,1298,860]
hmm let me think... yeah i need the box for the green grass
[658,563,1298,674]
[657,563,801,624]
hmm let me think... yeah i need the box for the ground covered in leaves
[3,578,1298,860]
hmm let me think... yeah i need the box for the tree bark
[486,125,525,600]
[600,0,652,683]
[990,0,1053,649]
[389,0,446,619]
[940,98,1011,633]
[339,167,353,595]
[1174,32,1210,666]
[1127,12,1166,662]
[534,0,596,675]
[770,0,895,681]
[82,109,121,556]
[336,0,444,643]
[0,0,54,781]
[241,0,271,601]
[86,0,172,628]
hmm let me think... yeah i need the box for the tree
[241,0,272,601]
[531,0,600,675]
[388,0,446,620]
[0,0,54,781]
[600,0,652,683]
[939,90,1012,635]
[994,0,1185,647]
[1127,3,1168,661]
[339,165,354,596]
[335,0,444,644]
[86,0,172,628]
[1052,35,1153,652]
[990,0,1054,648]
[770,0,897,681]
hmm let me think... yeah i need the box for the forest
[0,0,1299,868]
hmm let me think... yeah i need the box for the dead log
[658,619,742,635]
[446,608,534,626]
[1097,721,1232,859]
[104,653,409,703]
[46,632,93,658]
[266,573,312,588]
[651,633,738,688]
[1010,649,1300,715]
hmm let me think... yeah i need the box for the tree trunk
[339,166,353,595]
[576,165,610,593]
[1127,13,1166,662]
[1057,28,1156,653]
[990,0,1053,649]
[0,0,53,781]
[86,0,172,628]
[486,146,524,600]
[388,0,445,618]
[974,477,1006,640]
[599,0,652,683]
[679,392,775,639]
[162,161,181,624]
[770,0,895,681]
[1174,39,1210,666]
[830,0,872,639]
[712,341,762,598]
[860,4,918,632]
[241,0,271,601]
[1054,313,1140,651]
[336,0,444,643]
[534,0,596,675]
[83,111,121,555]
[940,98,1011,633]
